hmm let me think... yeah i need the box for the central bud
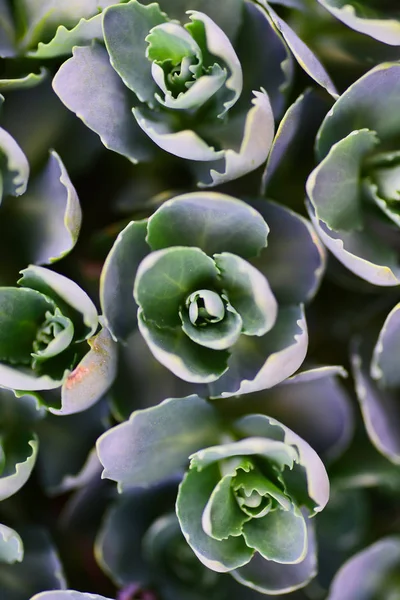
[186,290,225,326]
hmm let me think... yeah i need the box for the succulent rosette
[307,62,400,286]
[52,0,336,186]
[100,192,324,395]
[97,394,330,594]
[327,537,400,599]
[317,0,400,46]
[0,265,116,414]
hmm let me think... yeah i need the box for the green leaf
[100,219,149,341]
[0,288,54,364]
[134,247,219,328]
[202,474,248,541]
[242,508,307,564]
[176,464,254,572]
[0,68,47,92]
[0,432,38,501]
[180,300,242,351]
[55,327,117,416]
[147,192,268,259]
[190,437,297,472]
[103,0,167,107]
[235,414,330,513]
[307,129,379,232]
[233,468,291,512]
[146,21,201,64]
[151,0,244,41]
[19,265,98,340]
[0,525,23,564]
[154,63,227,111]
[138,309,229,383]
[209,305,308,397]
[317,63,400,160]
[28,13,103,58]
[0,126,29,202]
[186,10,242,115]
[232,523,317,594]
[214,252,278,336]
[97,395,220,489]
[53,43,152,164]
[15,0,100,50]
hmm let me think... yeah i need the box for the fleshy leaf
[0,69,47,92]
[54,327,117,416]
[138,310,230,383]
[14,0,101,50]
[352,345,400,464]
[0,433,38,501]
[180,302,243,351]
[214,252,278,336]
[199,91,275,187]
[235,415,330,512]
[202,474,248,541]
[242,509,307,564]
[371,302,400,389]
[132,105,224,162]
[103,0,167,107]
[307,129,379,232]
[187,10,243,115]
[235,1,292,118]
[100,220,149,342]
[97,395,220,489]
[0,528,66,599]
[19,265,98,340]
[11,150,82,265]
[232,521,317,594]
[0,525,23,564]
[190,437,297,472]
[209,305,308,397]
[28,13,103,58]
[317,63,400,161]
[147,192,268,259]
[53,43,151,164]
[0,126,29,201]
[258,1,338,98]
[327,537,400,600]
[0,287,53,364]
[134,246,219,327]
[251,200,326,304]
[317,0,400,46]
[176,464,254,572]
[307,201,400,286]
[239,367,353,462]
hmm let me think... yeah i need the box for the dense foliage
[0,1,400,599]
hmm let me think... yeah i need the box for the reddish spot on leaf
[65,365,90,389]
